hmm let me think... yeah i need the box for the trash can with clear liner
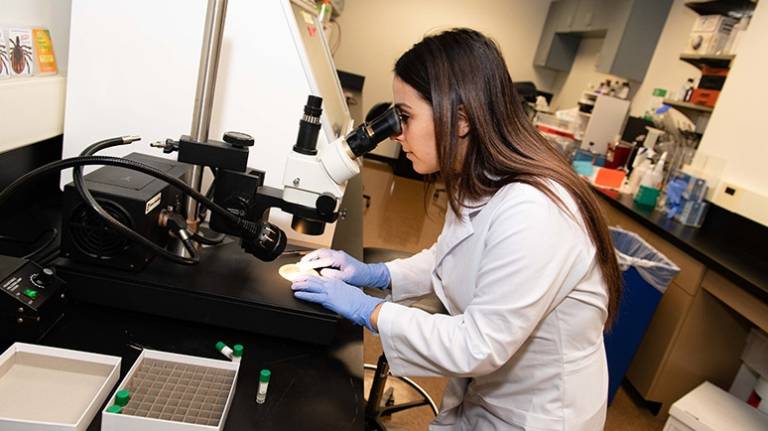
[604,227,680,404]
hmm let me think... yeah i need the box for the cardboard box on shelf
[690,88,720,107]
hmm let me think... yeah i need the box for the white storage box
[692,15,737,33]
[687,15,737,55]
[0,342,121,431]
[687,32,730,55]
[663,381,768,431]
[101,349,239,431]
[731,329,768,401]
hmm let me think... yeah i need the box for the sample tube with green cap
[256,369,271,404]
[216,341,234,360]
[106,404,123,414]
[115,389,131,407]
[232,344,244,363]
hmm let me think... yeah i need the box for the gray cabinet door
[598,0,672,81]
[571,0,598,32]
[555,0,580,32]
[535,0,672,82]
[586,0,615,32]
[534,0,581,71]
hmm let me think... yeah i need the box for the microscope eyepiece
[345,106,402,158]
[304,95,323,117]
[293,95,323,156]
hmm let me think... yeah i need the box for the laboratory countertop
[594,188,768,304]
[0,301,364,431]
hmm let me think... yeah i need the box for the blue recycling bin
[604,227,680,405]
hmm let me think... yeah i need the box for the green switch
[23,289,38,300]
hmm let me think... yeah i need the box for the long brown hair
[395,28,622,327]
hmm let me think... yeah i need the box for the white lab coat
[378,181,609,430]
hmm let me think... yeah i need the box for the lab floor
[361,159,667,430]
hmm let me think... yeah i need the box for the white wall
[0,0,72,74]
[332,0,558,118]
[695,0,768,197]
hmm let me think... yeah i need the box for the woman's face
[392,76,440,174]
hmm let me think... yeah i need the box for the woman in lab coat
[292,28,622,431]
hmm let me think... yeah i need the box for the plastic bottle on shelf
[596,81,606,94]
[682,78,695,102]
[617,82,630,99]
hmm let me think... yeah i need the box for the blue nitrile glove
[664,177,687,219]
[299,249,390,289]
[292,273,385,331]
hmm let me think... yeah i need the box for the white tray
[0,342,121,431]
[101,349,239,431]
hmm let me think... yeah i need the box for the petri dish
[278,264,319,282]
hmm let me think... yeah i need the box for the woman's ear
[457,106,470,139]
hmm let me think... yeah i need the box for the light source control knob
[37,267,56,286]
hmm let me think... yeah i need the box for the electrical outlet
[711,182,768,227]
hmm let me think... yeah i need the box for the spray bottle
[643,152,667,190]
[634,152,667,206]
[623,148,654,194]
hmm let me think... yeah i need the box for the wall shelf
[663,98,714,114]
[681,0,752,137]
[685,0,756,17]
[679,53,735,69]
[0,76,66,155]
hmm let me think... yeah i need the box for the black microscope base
[54,241,339,345]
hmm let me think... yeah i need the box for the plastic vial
[256,369,271,404]
[216,341,233,360]
[115,389,131,406]
[106,404,123,414]
[232,344,244,363]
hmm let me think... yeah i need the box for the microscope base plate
[54,241,339,345]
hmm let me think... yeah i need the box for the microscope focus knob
[316,194,337,220]
[223,131,254,148]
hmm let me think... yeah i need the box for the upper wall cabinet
[534,0,673,81]
[571,0,611,32]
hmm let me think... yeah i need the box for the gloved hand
[299,249,390,289]
[292,273,385,331]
